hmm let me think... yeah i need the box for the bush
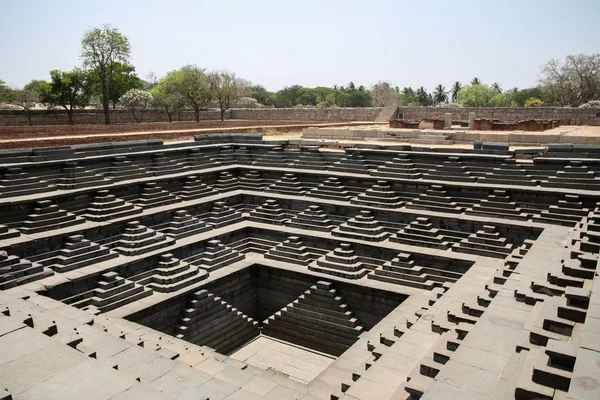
[524,97,543,107]
[120,89,153,122]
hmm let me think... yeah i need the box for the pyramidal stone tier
[423,156,477,183]
[328,151,370,174]
[238,170,266,191]
[533,195,590,227]
[205,201,244,229]
[214,171,239,192]
[176,289,259,354]
[466,189,529,221]
[289,146,327,170]
[389,217,451,250]
[452,225,514,259]
[187,239,244,272]
[63,271,153,313]
[211,145,236,165]
[350,180,404,209]
[285,204,336,232]
[369,252,462,290]
[161,210,212,239]
[0,250,50,290]
[248,199,289,225]
[20,200,85,234]
[0,224,19,241]
[262,280,364,356]
[0,167,56,198]
[405,185,464,214]
[479,160,536,186]
[104,156,151,181]
[112,221,174,256]
[267,173,305,195]
[51,235,119,273]
[309,243,369,279]
[308,177,352,201]
[134,182,182,209]
[264,235,313,266]
[56,161,108,190]
[542,160,600,191]
[150,152,190,175]
[130,253,208,293]
[83,190,142,222]
[252,146,288,167]
[234,146,253,164]
[332,210,389,242]
[371,154,422,179]
[187,147,221,168]
[178,175,218,201]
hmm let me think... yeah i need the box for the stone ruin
[0,133,598,399]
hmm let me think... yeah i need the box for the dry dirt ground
[0,120,375,149]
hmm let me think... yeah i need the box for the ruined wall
[0,107,382,126]
[398,106,600,126]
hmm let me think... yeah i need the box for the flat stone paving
[229,335,335,384]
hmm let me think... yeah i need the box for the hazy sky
[1,0,598,92]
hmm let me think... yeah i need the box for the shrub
[524,97,543,107]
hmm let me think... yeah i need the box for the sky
[1,0,599,92]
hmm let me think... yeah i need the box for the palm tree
[416,87,430,106]
[471,77,481,85]
[433,84,448,105]
[451,81,463,102]
[492,82,502,93]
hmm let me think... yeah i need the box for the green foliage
[249,85,273,106]
[415,87,432,106]
[271,84,371,108]
[433,85,448,105]
[87,63,143,108]
[538,54,600,106]
[524,97,543,107]
[166,65,213,122]
[471,77,481,85]
[150,74,185,122]
[510,86,545,107]
[457,84,497,107]
[211,71,251,121]
[119,88,153,122]
[3,79,46,125]
[451,81,463,103]
[41,69,90,124]
[80,24,131,123]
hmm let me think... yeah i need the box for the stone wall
[398,106,600,126]
[0,109,225,126]
[0,107,382,126]
[230,107,382,122]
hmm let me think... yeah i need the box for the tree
[471,77,481,85]
[104,63,142,109]
[119,88,153,122]
[492,82,502,93]
[416,87,432,106]
[4,80,46,125]
[433,84,448,105]
[451,81,463,103]
[0,80,8,103]
[538,54,600,106]
[41,69,90,124]
[150,74,185,122]
[80,24,131,124]
[272,85,304,107]
[167,65,214,122]
[371,81,397,106]
[457,84,497,107]
[211,71,251,121]
[249,85,273,106]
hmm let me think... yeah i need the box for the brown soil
[0,120,312,139]
[0,120,376,150]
